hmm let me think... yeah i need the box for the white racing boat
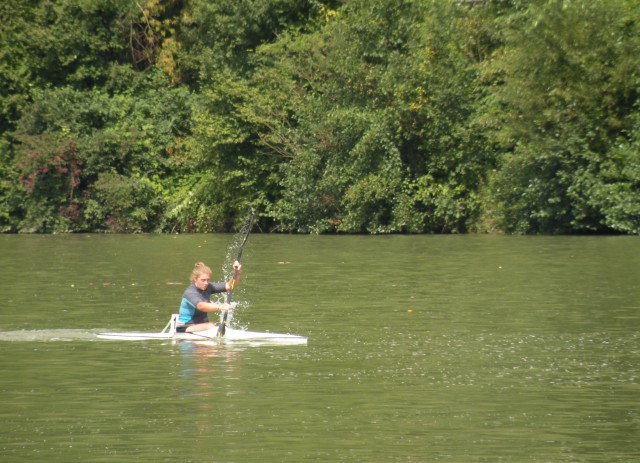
[97,314,307,345]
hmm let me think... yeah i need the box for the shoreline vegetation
[1,0,639,235]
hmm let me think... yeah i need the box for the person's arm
[225,260,242,291]
[196,300,230,312]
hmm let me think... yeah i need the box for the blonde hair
[190,262,212,282]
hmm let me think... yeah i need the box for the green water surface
[1,234,639,462]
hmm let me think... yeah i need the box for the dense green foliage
[1,0,638,234]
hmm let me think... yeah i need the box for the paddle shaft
[218,212,254,336]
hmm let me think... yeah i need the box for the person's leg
[185,322,215,333]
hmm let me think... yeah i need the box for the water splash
[0,329,101,342]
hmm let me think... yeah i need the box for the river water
[0,234,638,462]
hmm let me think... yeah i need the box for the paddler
[176,261,241,333]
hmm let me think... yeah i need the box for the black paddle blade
[217,322,226,337]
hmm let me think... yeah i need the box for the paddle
[217,210,255,337]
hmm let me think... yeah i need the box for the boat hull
[96,326,307,344]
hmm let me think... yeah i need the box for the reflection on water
[0,234,639,462]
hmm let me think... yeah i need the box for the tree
[9,76,192,232]
[483,0,640,233]
[174,0,334,84]
[253,0,493,232]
